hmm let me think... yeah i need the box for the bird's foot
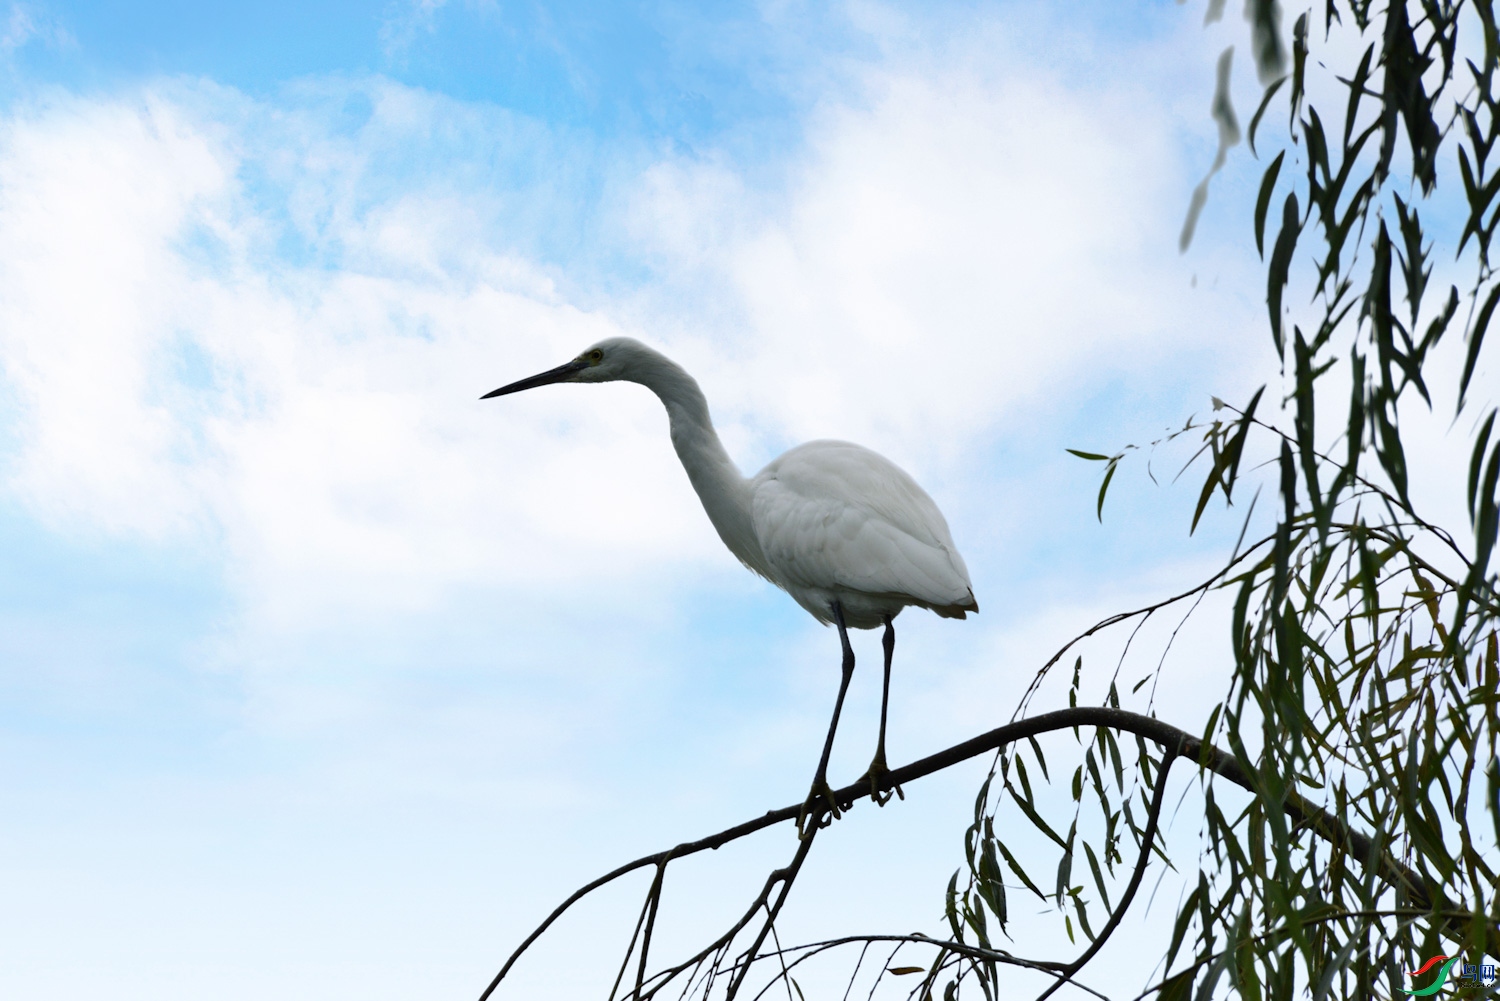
[857,750,904,807]
[796,779,842,840]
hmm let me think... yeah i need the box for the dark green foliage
[950,2,1500,997]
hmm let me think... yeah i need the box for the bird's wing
[750,440,975,610]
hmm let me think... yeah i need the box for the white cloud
[0,93,227,536]
[0,30,1255,646]
[0,85,704,635]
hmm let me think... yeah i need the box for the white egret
[483,338,976,833]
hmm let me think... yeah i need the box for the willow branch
[1234,410,1471,567]
[1035,743,1180,1001]
[1014,544,1273,715]
[479,706,1493,999]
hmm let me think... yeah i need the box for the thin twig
[635,831,820,1000]
[736,934,1110,1001]
[609,874,662,1001]
[724,833,817,999]
[1035,744,1180,1001]
[636,855,671,998]
[1014,543,1273,719]
[864,942,900,1001]
[1234,410,1472,566]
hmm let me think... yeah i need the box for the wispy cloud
[0,2,71,55]
[378,0,448,61]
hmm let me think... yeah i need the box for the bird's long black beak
[480,359,589,399]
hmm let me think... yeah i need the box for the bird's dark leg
[859,614,904,805]
[797,601,856,839]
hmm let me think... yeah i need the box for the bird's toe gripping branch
[797,780,843,840]
[858,750,905,807]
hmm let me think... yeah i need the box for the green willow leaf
[1248,78,1288,157]
[1461,282,1500,409]
[1096,458,1119,522]
[1160,970,1196,1001]
[1472,411,1498,524]
[1255,150,1286,257]
[996,841,1046,900]
[1267,192,1301,357]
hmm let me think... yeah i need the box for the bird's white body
[748,441,975,628]
[492,336,976,630]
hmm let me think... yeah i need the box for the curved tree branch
[479,706,1495,999]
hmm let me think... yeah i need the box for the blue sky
[0,2,1323,998]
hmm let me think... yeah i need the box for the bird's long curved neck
[633,354,766,575]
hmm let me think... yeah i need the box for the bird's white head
[481,337,661,399]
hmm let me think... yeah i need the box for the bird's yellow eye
[588,349,604,363]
